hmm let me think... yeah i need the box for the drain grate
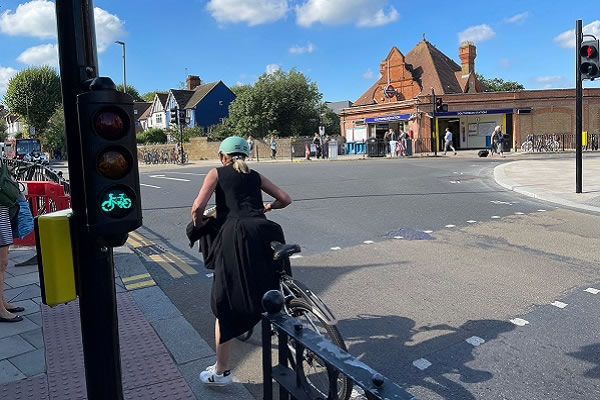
[136,244,166,256]
[385,228,434,240]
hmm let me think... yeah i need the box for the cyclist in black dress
[191,136,292,386]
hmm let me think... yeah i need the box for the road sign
[384,84,396,98]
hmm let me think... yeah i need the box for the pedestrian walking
[383,129,391,156]
[322,135,329,159]
[190,136,292,386]
[246,136,254,160]
[270,136,277,159]
[399,129,408,156]
[313,132,322,159]
[443,127,456,155]
[494,126,504,157]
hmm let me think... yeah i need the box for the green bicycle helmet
[219,136,250,156]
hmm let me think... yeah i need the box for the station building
[340,39,600,152]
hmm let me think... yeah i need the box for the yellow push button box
[35,209,77,306]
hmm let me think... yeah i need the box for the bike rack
[261,290,418,400]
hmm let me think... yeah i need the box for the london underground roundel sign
[384,85,396,98]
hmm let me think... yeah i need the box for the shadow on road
[568,344,600,379]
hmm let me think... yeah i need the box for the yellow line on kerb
[149,254,183,278]
[127,236,143,248]
[121,273,151,283]
[129,231,154,246]
[125,279,156,290]
[162,252,198,275]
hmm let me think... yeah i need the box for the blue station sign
[436,108,514,117]
[365,113,411,123]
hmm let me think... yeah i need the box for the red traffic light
[94,108,129,140]
[436,98,443,106]
[580,45,597,58]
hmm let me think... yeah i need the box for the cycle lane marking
[149,174,191,182]
[140,183,161,189]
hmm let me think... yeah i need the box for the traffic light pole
[431,88,437,156]
[576,20,583,194]
[179,109,185,164]
[55,2,124,399]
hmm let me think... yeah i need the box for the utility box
[35,209,78,307]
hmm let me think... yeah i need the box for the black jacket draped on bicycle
[201,164,288,343]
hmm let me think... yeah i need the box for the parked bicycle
[520,134,534,152]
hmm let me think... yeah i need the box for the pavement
[494,153,600,214]
[0,245,254,399]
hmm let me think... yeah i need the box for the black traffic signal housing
[77,77,142,245]
[170,107,177,125]
[178,109,186,126]
[580,40,600,80]
[435,97,448,112]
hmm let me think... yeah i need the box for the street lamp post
[114,41,126,93]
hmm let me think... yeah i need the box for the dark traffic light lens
[100,185,136,218]
[97,148,131,179]
[94,109,128,139]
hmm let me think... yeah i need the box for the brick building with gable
[340,38,600,152]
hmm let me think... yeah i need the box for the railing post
[262,317,273,400]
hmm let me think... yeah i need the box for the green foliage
[182,126,204,142]
[116,84,144,102]
[0,119,7,142]
[320,107,340,136]
[42,105,66,153]
[3,66,62,133]
[206,122,231,141]
[227,68,323,138]
[141,90,165,102]
[230,84,251,97]
[476,73,525,92]
[136,128,167,144]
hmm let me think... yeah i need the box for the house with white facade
[147,93,169,130]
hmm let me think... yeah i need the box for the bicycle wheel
[286,298,352,400]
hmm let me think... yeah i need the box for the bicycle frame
[280,275,338,325]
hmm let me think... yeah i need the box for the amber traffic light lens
[97,149,131,179]
[94,109,128,140]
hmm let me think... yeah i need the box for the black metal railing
[522,133,600,152]
[0,158,70,195]
[262,291,417,400]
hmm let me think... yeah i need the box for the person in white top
[443,128,456,155]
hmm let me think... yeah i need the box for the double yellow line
[121,273,155,290]
[127,231,198,279]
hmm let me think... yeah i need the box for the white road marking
[393,236,403,239]
[206,273,214,278]
[510,318,529,326]
[412,358,432,370]
[467,220,477,223]
[551,301,568,309]
[514,212,525,215]
[363,240,374,244]
[537,209,547,212]
[290,254,303,259]
[351,387,365,398]
[330,246,341,250]
[149,174,191,182]
[491,216,501,219]
[449,180,461,184]
[491,200,513,205]
[168,172,206,176]
[585,288,600,294]
[465,336,485,346]
[423,230,433,234]
[445,224,456,228]
[140,183,161,189]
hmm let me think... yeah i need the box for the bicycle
[101,193,132,212]
[520,134,534,152]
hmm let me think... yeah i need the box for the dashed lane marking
[412,358,432,370]
[585,288,600,294]
[121,273,151,283]
[330,246,341,250]
[124,279,156,290]
[551,301,568,309]
[491,216,501,219]
[465,336,485,346]
[514,212,525,215]
[140,183,161,189]
[161,251,198,275]
[168,172,207,176]
[537,209,547,212]
[510,318,530,326]
[393,236,403,239]
[149,174,191,182]
[363,240,374,244]
[467,220,477,223]
[148,254,184,278]
[445,224,456,228]
[423,230,433,234]
[290,254,303,259]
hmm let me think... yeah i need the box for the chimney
[459,41,476,76]
[186,75,202,90]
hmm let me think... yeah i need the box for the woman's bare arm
[191,168,218,226]
[260,175,292,212]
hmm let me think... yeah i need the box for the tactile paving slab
[0,374,49,400]
[124,377,194,400]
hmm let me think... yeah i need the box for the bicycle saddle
[271,241,301,260]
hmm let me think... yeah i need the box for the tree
[476,73,524,92]
[3,66,62,133]
[141,90,165,102]
[116,84,144,102]
[136,128,167,144]
[43,106,66,154]
[320,106,341,136]
[0,119,7,142]
[227,68,323,138]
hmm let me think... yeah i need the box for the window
[156,113,162,123]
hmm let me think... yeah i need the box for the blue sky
[1,0,599,105]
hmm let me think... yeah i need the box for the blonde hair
[222,153,250,174]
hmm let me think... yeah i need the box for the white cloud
[533,76,571,89]
[0,0,124,53]
[0,0,56,39]
[555,20,600,49]
[289,42,315,54]
[17,43,59,67]
[505,12,528,24]
[206,0,289,26]
[296,0,398,27]
[458,24,496,43]
[266,64,281,74]
[0,66,19,99]
[362,68,374,79]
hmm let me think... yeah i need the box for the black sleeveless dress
[206,164,287,343]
